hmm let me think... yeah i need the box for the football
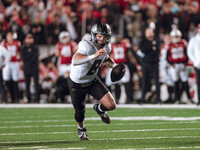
[110,63,126,82]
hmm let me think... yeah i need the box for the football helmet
[59,31,70,44]
[170,27,182,43]
[91,22,112,48]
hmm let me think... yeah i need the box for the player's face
[61,36,69,44]
[96,34,107,45]
[6,33,13,43]
[171,36,180,43]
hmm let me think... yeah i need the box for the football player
[167,26,193,104]
[105,34,137,104]
[1,31,21,103]
[68,22,119,140]
[55,31,78,103]
[55,31,78,77]
[159,34,174,103]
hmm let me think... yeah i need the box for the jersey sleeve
[77,40,90,55]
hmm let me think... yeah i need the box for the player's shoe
[93,103,110,124]
[77,127,89,140]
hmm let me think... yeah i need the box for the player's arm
[0,46,10,70]
[55,44,60,57]
[103,55,117,68]
[127,50,137,65]
[72,49,107,66]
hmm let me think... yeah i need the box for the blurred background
[0,0,199,104]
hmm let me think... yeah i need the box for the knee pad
[75,109,85,123]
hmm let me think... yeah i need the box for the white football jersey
[70,39,111,83]
[0,45,10,68]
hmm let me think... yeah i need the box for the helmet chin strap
[94,39,105,49]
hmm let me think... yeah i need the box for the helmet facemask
[91,22,111,48]
[170,29,182,44]
[59,31,70,44]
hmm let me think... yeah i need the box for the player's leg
[11,62,19,103]
[194,68,200,105]
[3,64,12,102]
[152,64,161,103]
[0,71,7,103]
[180,68,193,103]
[114,84,121,103]
[169,65,180,103]
[89,78,116,124]
[68,78,89,140]
[32,71,40,103]
[141,63,149,104]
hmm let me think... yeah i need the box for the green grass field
[0,104,200,150]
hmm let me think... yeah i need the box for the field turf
[0,104,200,150]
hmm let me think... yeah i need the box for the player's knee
[107,103,116,110]
[75,109,85,123]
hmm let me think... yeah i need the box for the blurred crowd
[0,0,200,104]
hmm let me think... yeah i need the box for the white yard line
[1,116,200,124]
[106,146,200,150]
[1,119,73,124]
[0,147,85,150]
[0,128,199,136]
[0,146,47,149]
[0,121,199,129]
[38,148,86,150]
[0,104,200,109]
[86,116,200,121]
[0,136,199,144]
[0,115,67,119]
[93,136,200,141]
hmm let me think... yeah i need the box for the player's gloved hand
[95,49,107,58]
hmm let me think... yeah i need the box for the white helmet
[91,22,112,48]
[59,31,70,44]
[170,24,182,43]
[170,29,182,37]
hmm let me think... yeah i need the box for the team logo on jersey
[72,88,76,92]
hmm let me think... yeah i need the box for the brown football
[111,63,126,82]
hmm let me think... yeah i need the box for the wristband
[136,64,142,71]
[88,54,95,60]
[112,63,117,68]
